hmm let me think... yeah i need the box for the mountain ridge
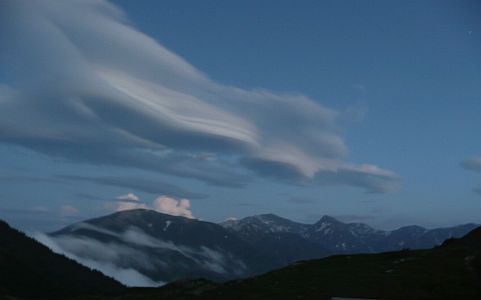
[153,223,481,300]
[50,209,278,285]
[223,213,478,253]
[44,209,478,286]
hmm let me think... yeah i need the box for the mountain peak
[442,225,481,249]
[220,213,308,236]
[98,208,195,223]
[317,215,342,224]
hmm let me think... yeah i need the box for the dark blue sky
[1,0,480,231]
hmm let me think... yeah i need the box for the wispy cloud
[59,175,207,199]
[0,0,399,193]
[115,195,148,212]
[32,223,246,286]
[60,204,79,216]
[461,156,481,195]
[32,231,163,287]
[116,192,140,202]
[0,175,65,184]
[461,156,481,173]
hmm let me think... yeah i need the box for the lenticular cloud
[0,0,399,193]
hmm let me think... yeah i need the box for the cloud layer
[32,231,163,287]
[0,0,399,193]
[58,175,207,199]
[32,222,246,286]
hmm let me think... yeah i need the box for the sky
[0,0,480,231]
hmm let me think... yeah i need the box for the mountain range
[222,213,478,254]
[44,209,477,285]
[2,216,480,300]
[155,225,481,300]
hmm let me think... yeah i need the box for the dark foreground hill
[0,220,124,299]
[78,226,481,300]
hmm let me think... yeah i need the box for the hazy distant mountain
[0,220,123,299]
[45,210,477,287]
[153,226,481,300]
[220,214,328,264]
[220,214,309,236]
[49,209,277,285]
[223,214,478,254]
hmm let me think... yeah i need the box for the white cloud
[153,196,194,219]
[114,194,194,219]
[116,192,140,202]
[31,223,246,285]
[115,192,148,211]
[116,201,148,212]
[0,0,400,193]
[31,231,163,287]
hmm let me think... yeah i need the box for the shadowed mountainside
[111,225,481,300]
[50,209,279,283]
[45,210,476,286]
[0,220,124,299]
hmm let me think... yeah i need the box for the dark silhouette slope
[0,220,124,299]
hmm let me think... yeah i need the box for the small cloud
[153,196,194,219]
[74,192,104,201]
[115,193,147,212]
[116,201,148,212]
[113,193,194,219]
[60,204,79,216]
[461,157,481,173]
[116,192,140,202]
[59,175,207,199]
[31,206,50,213]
